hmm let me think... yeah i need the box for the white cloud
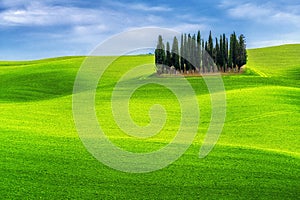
[0,1,170,33]
[173,23,209,34]
[73,25,109,35]
[222,1,300,27]
[0,2,107,26]
[91,27,180,56]
[228,3,271,19]
[247,28,300,48]
[271,12,300,26]
[218,0,300,48]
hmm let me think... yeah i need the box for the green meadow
[0,45,299,199]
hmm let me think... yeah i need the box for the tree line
[155,31,247,74]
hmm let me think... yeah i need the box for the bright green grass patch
[0,48,299,198]
[247,44,300,80]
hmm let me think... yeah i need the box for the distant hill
[247,44,300,79]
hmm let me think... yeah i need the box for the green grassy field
[0,45,299,199]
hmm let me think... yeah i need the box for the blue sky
[0,0,299,60]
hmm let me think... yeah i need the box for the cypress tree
[202,39,205,73]
[215,38,221,71]
[186,34,192,72]
[213,38,217,63]
[219,35,224,72]
[191,34,196,71]
[166,42,171,67]
[183,33,187,73]
[155,35,165,66]
[224,34,229,72]
[221,34,226,72]
[171,36,180,70]
[180,34,184,72]
[196,31,201,72]
[237,34,247,72]
[229,32,237,70]
[204,41,208,72]
[207,31,214,58]
[228,38,233,69]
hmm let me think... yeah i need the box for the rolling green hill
[0,45,299,199]
[247,44,300,80]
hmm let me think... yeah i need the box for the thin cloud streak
[107,1,173,12]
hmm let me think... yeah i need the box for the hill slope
[0,47,299,199]
[247,44,300,81]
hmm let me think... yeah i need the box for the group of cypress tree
[155,31,247,74]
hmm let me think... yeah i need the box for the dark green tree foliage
[201,39,205,73]
[219,35,224,72]
[165,42,171,67]
[191,34,197,71]
[196,31,201,72]
[207,31,214,58]
[213,38,217,63]
[183,34,187,72]
[155,31,247,74]
[229,32,238,70]
[237,34,247,72]
[154,35,165,66]
[186,34,192,72]
[180,34,184,72]
[204,41,209,72]
[223,34,229,72]
[215,38,221,71]
[171,36,180,70]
